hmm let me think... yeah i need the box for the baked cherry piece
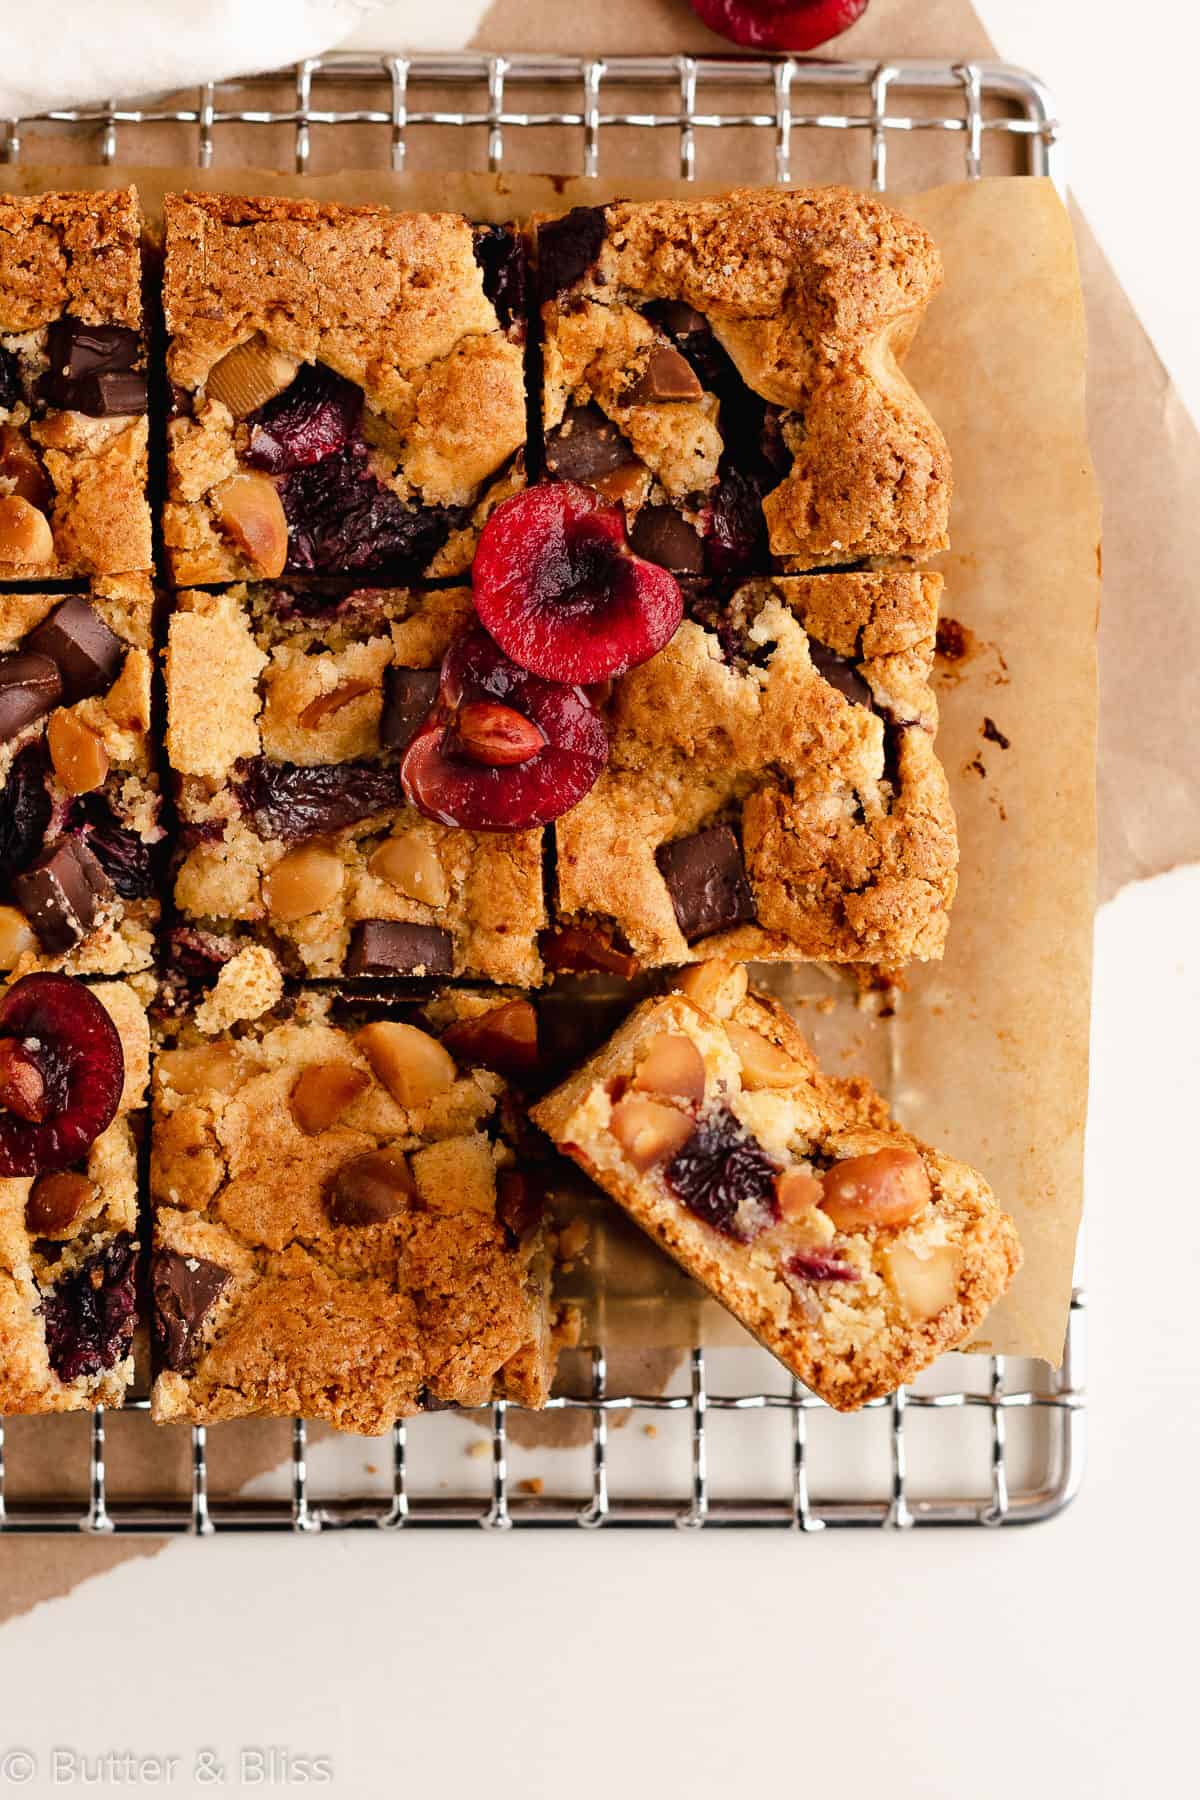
[689,0,869,52]
[401,628,608,832]
[473,483,684,684]
[0,974,124,1178]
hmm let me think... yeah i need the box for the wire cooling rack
[0,53,1083,1532]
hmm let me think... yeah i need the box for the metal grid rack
[0,53,1083,1532]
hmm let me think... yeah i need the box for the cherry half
[0,974,124,1178]
[472,482,684,685]
[401,629,608,832]
[689,0,869,52]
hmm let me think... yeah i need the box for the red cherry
[0,974,124,1179]
[689,0,869,53]
[401,629,608,832]
[472,482,684,685]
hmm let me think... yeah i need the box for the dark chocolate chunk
[12,836,112,954]
[645,300,709,340]
[65,370,148,416]
[628,345,704,403]
[151,1249,231,1376]
[808,641,875,711]
[347,920,454,978]
[545,404,638,485]
[472,224,528,333]
[41,319,142,414]
[25,597,124,703]
[629,505,706,574]
[656,826,756,943]
[380,666,439,753]
[537,206,607,299]
[328,1150,415,1226]
[0,344,22,411]
[0,651,62,742]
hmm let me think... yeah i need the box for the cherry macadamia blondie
[164,582,546,984]
[0,188,152,580]
[552,571,957,970]
[162,193,527,586]
[534,965,1019,1409]
[0,579,161,976]
[150,987,566,1431]
[0,975,149,1413]
[537,188,949,581]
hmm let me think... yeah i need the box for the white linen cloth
[0,0,390,119]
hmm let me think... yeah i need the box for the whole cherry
[689,0,869,53]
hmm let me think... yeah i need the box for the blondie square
[149,988,566,1431]
[0,188,152,580]
[0,578,161,976]
[0,975,149,1413]
[537,188,950,581]
[551,571,957,971]
[164,583,545,985]
[161,193,527,586]
[533,964,1020,1409]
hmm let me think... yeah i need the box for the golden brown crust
[0,189,144,332]
[532,984,1019,1410]
[161,192,526,584]
[554,573,957,968]
[149,994,558,1431]
[540,187,950,567]
[0,979,148,1414]
[164,584,546,986]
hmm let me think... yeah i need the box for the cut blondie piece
[149,988,567,1431]
[0,973,149,1413]
[537,188,949,581]
[164,582,546,985]
[162,192,527,586]
[532,965,1020,1409]
[0,578,161,975]
[0,188,152,580]
[551,571,957,971]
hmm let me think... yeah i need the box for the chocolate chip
[379,666,439,753]
[346,921,455,978]
[646,300,709,340]
[656,826,756,942]
[545,405,638,485]
[808,641,875,710]
[11,836,113,954]
[42,319,142,413]
[537,206,607,299]
[0,651,62,742]
[628,346,703,403]
[66,370,148,416]
[151,1248,231,1376]
[25,597,124,702]
[629,506,706,574]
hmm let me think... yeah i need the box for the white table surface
[3,5,1198,1796]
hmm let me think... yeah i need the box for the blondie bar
[150,986,567,1431]
[532,964,1020,1409]
[164,583,546,985]
[551,571,957,971]
[0,188,152,580]
[161,193,527,586]
[0,579,161,975]
[0,973,148,1413]
[537,188,949,580]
